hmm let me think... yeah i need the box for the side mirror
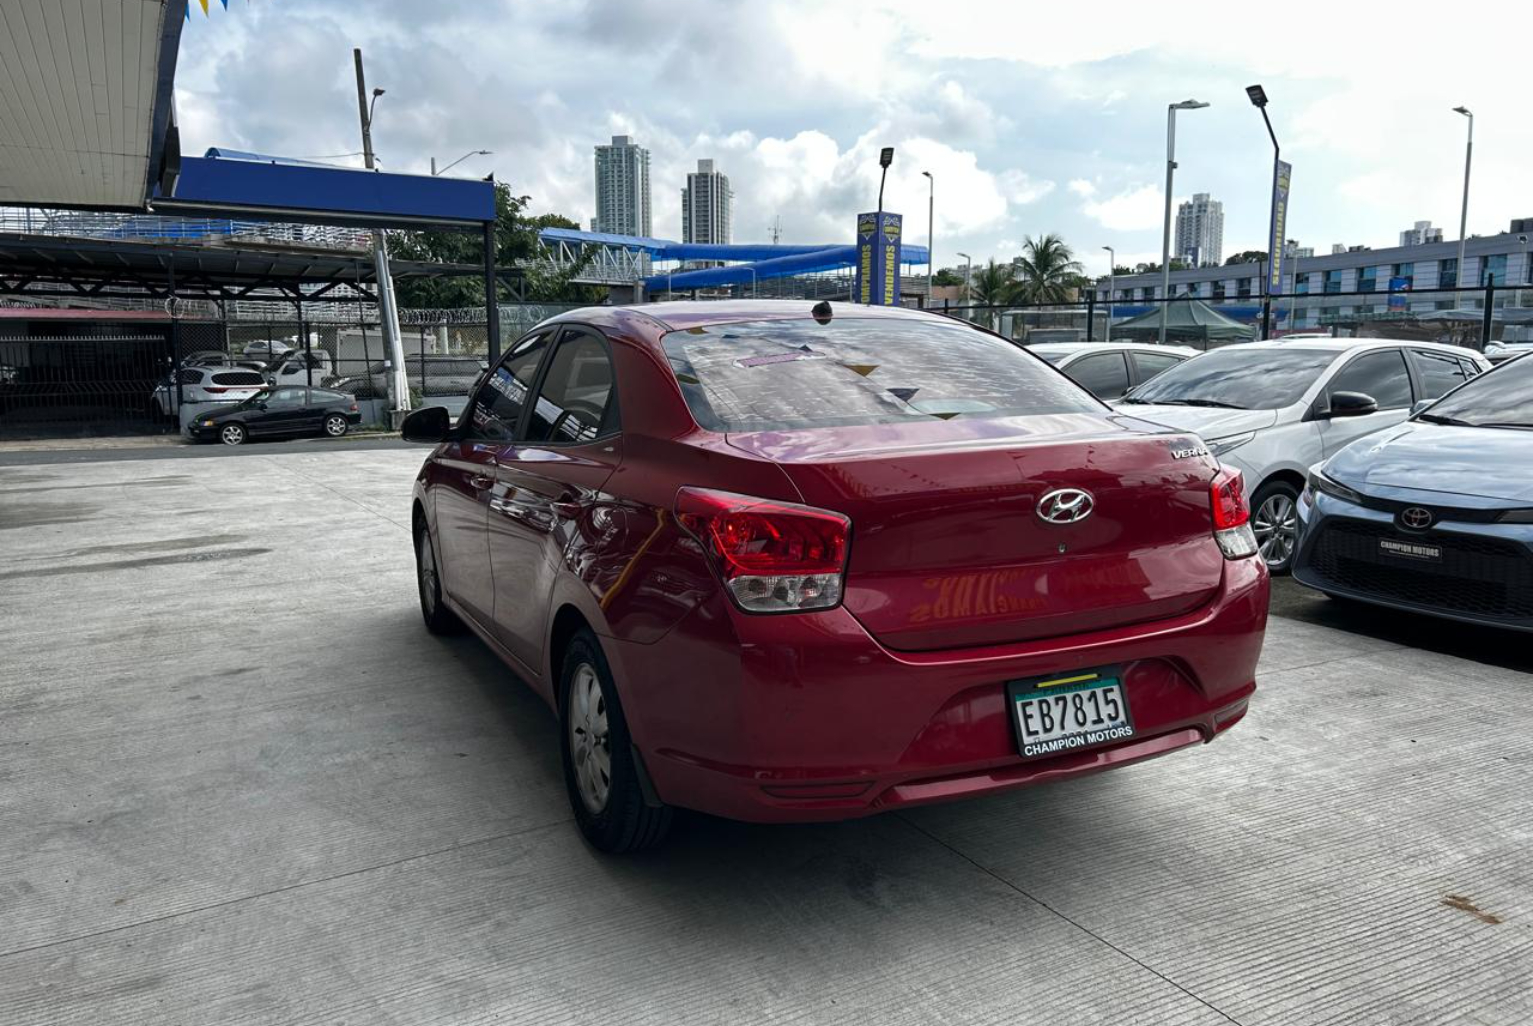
[1328,391,1378,418]
[1410,399,1433,417]
[401,404,451,443]
[256,401,268,411]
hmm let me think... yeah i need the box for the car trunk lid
[728,414,1225,651]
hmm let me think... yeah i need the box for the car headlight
[1498,509,1533,524]
[1207,431,1255,457]
[1305,468,1363,505]
[201,419,216,427]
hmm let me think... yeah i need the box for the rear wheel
[560,629,672,853]
[323,414,348,437]
[1251,480,1300,574]
[218,423,247,446]
[415,522,463,634]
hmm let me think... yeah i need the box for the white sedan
[1028,342,1198,400]
[1114,338,1492,572]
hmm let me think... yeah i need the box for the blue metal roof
[150,150,497,230]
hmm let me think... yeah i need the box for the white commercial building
[681,159,732,246]
[593,135,652,238]
[1175,193,1224,266]
[1399,220,1445,246]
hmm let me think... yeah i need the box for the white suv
[1115,339,1492,572]
[151,366,268,417]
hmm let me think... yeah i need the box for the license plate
[1009,669,1135,760]
[1379,537,1441,562]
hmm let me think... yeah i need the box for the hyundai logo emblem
[1037,488,1095,525]
[1399,506,1434,530]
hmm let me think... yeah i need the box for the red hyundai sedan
[402,301,1269,852]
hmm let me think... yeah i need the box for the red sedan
[402,301,1269,852]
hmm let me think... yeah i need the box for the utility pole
[354,48,409,419]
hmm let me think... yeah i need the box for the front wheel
[323,414,348,437]
[218,423,247,446]
[560,629,673,853]
[1251,480,1301,574]
[415,522,463,635]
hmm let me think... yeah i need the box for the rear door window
[1065,352,1131,398]
[1327,349,1413,408]
[1130,350,1184,382]
[662,317,1099,432]
[177,368,204,385]
[1411,349,1471,399]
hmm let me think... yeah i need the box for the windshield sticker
[736,351,825,369]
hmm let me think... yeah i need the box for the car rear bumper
[605,555,1268,823]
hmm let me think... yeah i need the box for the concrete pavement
[1,449,1529,1025]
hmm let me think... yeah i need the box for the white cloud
[1080,184,1165,232]
[1068,179,1096,198]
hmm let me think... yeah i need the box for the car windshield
[234,390,273,408]
[1417,355,1533,428]
[662,317,1101,432]
[1122,347,1338,409]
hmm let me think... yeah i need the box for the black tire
[324,414,349,438]
[218,422,247,446]
[559,628,673,853]
[1250,479,1301,575]
[415,521,464,635]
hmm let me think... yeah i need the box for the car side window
[1411,349,1470,399]
[1327,349,1412,408]
[463,332,552,441]
[1132,351,1183,383]
[1066,352,1131,399]
[524,328,618,444]
[272,388,304,404]
[177,368,204,385]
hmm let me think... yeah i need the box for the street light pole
[921,170,934,307]
[1160,99,1209,347]
[1102,245,1115,342]
[1247,84,1280,339]
[1453,106,1474,288]
[353,48,409,418]
[432,150,492,176]
[957,251,972,307]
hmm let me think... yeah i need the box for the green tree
[933,267,964,287]
[1224,250,1268,266]
[1012,234,1084,304]
[387,183,605,308]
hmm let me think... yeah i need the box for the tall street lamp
[432,149,492,176]
[1247,84,1280,339]
[353,48,408,417]
[957,251,972,306]
[921,170,934,307]
[1453,106,1473,288]
[1159,99,1209,347]
[1102,245,1115,342]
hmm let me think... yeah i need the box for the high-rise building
[681,159,732,246]
[593,135,651,237]
[1399,220,1444,246]
[1174,193,1223,266]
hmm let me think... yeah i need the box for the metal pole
[922,171,934,306]
[1288,252,1301,330]
[1159,106,1177,347]
[1455,108,1473,287]
[354,48,409,415]
[1481,281,1494,351]
[1103,245,1115,343]
[1086,290,1096,342]
[169,255,182,421]
[1259,105,1279,341]
[484,222,502,363]
[298,298,312,389]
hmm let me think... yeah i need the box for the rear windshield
[211,371,266,386]
[1122,347,1336,410]
[662,317,1099,432]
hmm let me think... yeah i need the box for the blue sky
[175,1,1531,275]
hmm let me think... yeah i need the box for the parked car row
[187,386,361,445]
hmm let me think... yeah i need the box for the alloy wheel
[220,425,244,446]
[1253,493,1297,567]
[568,663,611,814]
[418,532,438,615]
[325,416,347,436]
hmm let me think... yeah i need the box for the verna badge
[1036,488,1094,525]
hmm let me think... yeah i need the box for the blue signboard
[854,211,903,305]
[1266,160,1292,296]
[1388,275,1410,312]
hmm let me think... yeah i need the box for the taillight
[1210,467,1258,559]
[675,487,850,613]
[349,403,359,412]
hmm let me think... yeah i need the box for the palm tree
[1012,234,1084,304]
[968,259,1016,327]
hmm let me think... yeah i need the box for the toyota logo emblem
[1399,506,1434,530]
[1037,488,1095,525]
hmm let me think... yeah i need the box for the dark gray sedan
[1293,355,1533,631]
